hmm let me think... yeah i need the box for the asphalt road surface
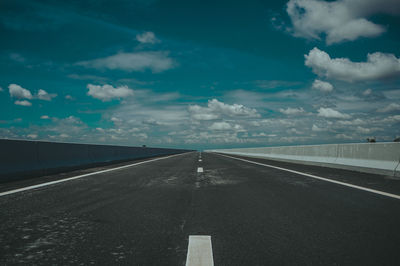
[1,151,400,265]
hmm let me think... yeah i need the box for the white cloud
[65,95,74,100]
[111,117,122,123]
[305,47,400,82]
[336,118,366,126]
[382,115,400,123]
[37,89,57,101]
[8,84,33,99]
[363,88,372,96]
[279,107,305,115]
[377,103,400,113]
[312,79,333,92]
[209,121,232,131]
[14,100,32,106]
[252,133,277,137]
[287,128,303,135]
[312,124,325,132]
[27,134,38,139]
[189,111,219,121]
[317,107,350,119]
[136,31,160,44]
[335,133,353,140]
[189,99,260,121]
[78,51,175,73]
[87,84,134,101]
[0,87,3,92]
[287,0,400,44]
[356,126,374,134]
[40,115,50,119]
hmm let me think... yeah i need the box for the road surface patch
[0,153,189,197]
[216,153,400,200]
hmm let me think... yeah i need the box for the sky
[0,0,400,150]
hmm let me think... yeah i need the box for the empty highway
[1,152,400,265]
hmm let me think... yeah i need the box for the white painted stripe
[197,167,204,173]
[186,235,214,266]
[199,159,202,162]
[0,153,190,197]
[216,153,400,200]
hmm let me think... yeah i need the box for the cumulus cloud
[312,124,325,132]
[87,84,134,101]
[78,51,175,73]
[317,107,350,119]
[189,99,260,121]
[14,100,32,106]
[209,121,232,131]
[8,84,57,101]
[312,79,333,92]
[377,103,400,113]
[27,134,38,139]
[37,89,57,101]
[305,47,400,82]
[287,0,400,44]
[279,107,305,115]
[8,84,33,99]
[208,122,244,131]
[136,31,160,44]
[189,111,219,121]
[40,115,50,119]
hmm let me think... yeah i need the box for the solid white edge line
[186,235,214,266]
[214,153,400,200]
[0,152,191,197]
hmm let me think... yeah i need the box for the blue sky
[1,0,400,149]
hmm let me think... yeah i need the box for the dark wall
[0,139,192,183]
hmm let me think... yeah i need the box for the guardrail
[0,139,192,183]
[207,142,400,176]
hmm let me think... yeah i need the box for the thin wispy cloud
[77,51,176,73]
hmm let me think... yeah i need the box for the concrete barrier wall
[207,143,400,176]
[0,139,192,182]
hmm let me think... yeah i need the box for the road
[1,151,400,265]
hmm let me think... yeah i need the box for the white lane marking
[0,152,191,197]
[197,167,204,173]
[199,159,202,162]
[186,235,214,266]
[216,153,400,200]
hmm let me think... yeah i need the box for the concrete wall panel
[0,139,191,182]
[209,143,400,176]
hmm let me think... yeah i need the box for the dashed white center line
[197,167,204,173]
[186,235,214,266]
[199,159,202,162]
